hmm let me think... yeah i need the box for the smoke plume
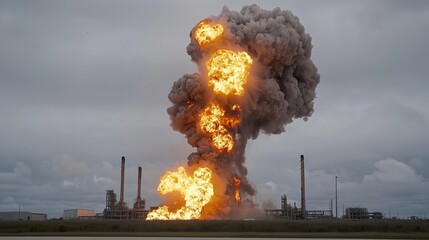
[167,4,319,217]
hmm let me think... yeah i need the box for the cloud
[363,158,423,183]
[0,1,428,218]
[52,154,90,178]
[0,162,32,185]
[260,181,278,191]
[336,159,428,216]
[93,175,112,187]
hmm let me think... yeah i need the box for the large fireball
[150,4,320,220]
[147,19,251,220]
[207,49,252,96]
[146,167,213,220]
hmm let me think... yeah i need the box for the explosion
[199,103,241,152]
[194,19,224,46]
[148,5,320,220]
[233,176,241,204]
[146,167,213,220]
[207,49,252,96]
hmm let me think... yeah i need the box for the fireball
[194,19,224,47]
[146,167,214,220]
[147,19,253,220]
[199,103,240,152]
[206,49,252,96]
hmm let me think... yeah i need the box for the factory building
[265,155,333,220]
[103,156,148,219]
[100,154,384,221]
[345,207,384,220]
[265,155,385,221]
[265,155,384,220]
[0,211,47,221]
[63,209,95,220]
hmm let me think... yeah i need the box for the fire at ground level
[100,155,385,221]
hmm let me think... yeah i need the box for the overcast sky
[1,0,428,219]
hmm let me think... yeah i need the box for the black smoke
[167,4,320,216]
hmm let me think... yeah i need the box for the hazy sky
[1,0,428,219]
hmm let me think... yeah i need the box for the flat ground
[0,219,428,239]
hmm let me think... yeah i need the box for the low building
[0,211,47,221]
[346,207,368,219]
[345,207,383,220]
[369,211,384,220]
[63,209,95,220]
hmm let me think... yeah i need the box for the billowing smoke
[167,4,319,217]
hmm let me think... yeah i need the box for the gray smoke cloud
[167,4,319,217]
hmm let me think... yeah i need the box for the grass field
[0,219,428,238]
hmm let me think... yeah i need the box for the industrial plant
[265,155,334,220]
[264,155,385,220]
[102,156,148,220]
[98,154,383,221]
[0,154,388,221]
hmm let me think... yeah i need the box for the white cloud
[363,158,423,183]
[52,154,90,178]
[93,174,112,187]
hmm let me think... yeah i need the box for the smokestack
[120,156,125,203]
[137,166,142,200]
[301,154,306,219]
[134,166,146,210]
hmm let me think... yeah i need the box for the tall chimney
[301,154,306,219]
[133,166,145,210]
[137,166,142,200]
[120,156,125,203]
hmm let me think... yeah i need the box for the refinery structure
[0,154,388,221]
[265,155,333,220]
[98,155,383,221]
[264,155,384,220]
[0,154,389,221]
[103,156,148,220]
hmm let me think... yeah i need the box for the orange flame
[206,49,253,96]
[194,19,224,47]
[151,20,253,220]
[199,103,240,152]
[146,167,214,220]
[233,176,241,204]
